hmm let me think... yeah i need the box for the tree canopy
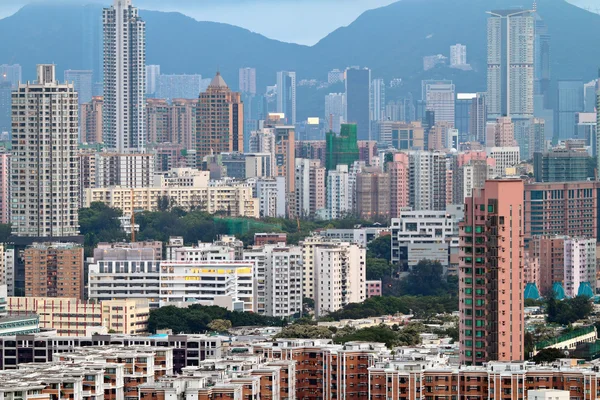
[148,305,285,334]
[546,296,593,325]
[398,260,458,297]
[367,235,391,262]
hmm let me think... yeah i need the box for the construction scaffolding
[326,123,360,171]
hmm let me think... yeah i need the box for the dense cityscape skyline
[2,0,600,398]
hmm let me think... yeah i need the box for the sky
[0,0,594,45]
[0,0,396,45]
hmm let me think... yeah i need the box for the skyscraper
[455,93,476,142]
[470,93,487,144]
[370,78,385,122]
[325,93,346,134]
[64,70,93,105]
[156,74,203,100]
[345,67,371,140]
[422,80,455,125]
[239,67,257,95]
[11,65,79,238]
[450,44,467,67]
[145,65,160,96]
[0,64,21,89]
[196,72,243,161]
[487,9,534,161]
[276,71,296,125]
[103,0,146,153]
[460,179,524,365]
[557,80,584,141]
[326,124,360,171]
[534,10,551,108]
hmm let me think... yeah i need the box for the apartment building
[5,297,149,336]
[24,243,84,300]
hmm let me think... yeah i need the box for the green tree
[79,203,127,257]
[208,319,232,333]
[367,235,391,261]
[275,324,333,339]
[366,258,392,280]
[546,296,592,325]
[399,260,453,297]
[532,348,566,363]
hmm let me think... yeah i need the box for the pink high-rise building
[457,151,487,167]
[486,117,516,147]
[0,151,9,224]
[459,179,524,365]
[388,153,409,218]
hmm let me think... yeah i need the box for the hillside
[0,0,599,110]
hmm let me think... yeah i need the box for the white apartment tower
[422,80,456,125]
[450,44,467,67]
[103,0,146,153]
[370,78,385,121]
[326,165,350,220]
[276,71,296,125]
[11,65,80,238]
[487,9,534,121]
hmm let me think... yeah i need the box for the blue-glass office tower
[346,67,371,140]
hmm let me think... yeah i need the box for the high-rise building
[345,67,371,140]
[145,65,160,96]
[533,148,592,183]
[64,70,93,105]
[327,69,345,85]
[81,96,103,144]
[460,179,524,365]
[239,67,256,95]
[156,74,203,100]
[11,65,79,238]
[388,153,410,218]
[276,71,296,125]
[422,80,455,125]
[0,151,9,224]
[0,64,21,89]
[524,181,600,242]
[196,72,243,161]
[24,243,84,300]
[375,121,425,150]
[450,44,467,67]
[294,158,325,218]
[584,80,597,113]
[486,146,520,178]
[103,0,146,153]
[455,93,476,143]
[0,82,12,134]
[370,78,385,122]
[557,80,584,141]
[326,164,350,220]
[470,93,487,144]
[325,93,346,134]
[408,151,447,211]
[326,124,360,171]
[487,9,534,121]
[356,167,390,221]
[489,117,516,147]
[534,10,551,108]
[532,118,546,155]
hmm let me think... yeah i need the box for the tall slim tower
[346,67,371,141]
[11,65,80,238]
[276,71,296,125]
[103,0,146,153]
[239,67,257,95]
[534,9,551,108]
[459,179,524,365]
[370,78,385,122]
[196,72,244,161]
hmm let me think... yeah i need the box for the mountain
[0,0,599,111]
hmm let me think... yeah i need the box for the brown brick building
[24,242,84,300]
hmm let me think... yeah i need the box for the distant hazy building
[450,44,467,67]
[557,80,584,141]
[346,67,371,140]
[533,148,592,183]
[196,72,243,161]
[81,96,103,145]
[157,74,203,100]
[422,80,455,125]
[455,93,476,143]
[327,69,345,85]
[370,78,385,122]
[470,93,487,144]
[534,11,551,108]
[64,70,93,105]
[0,64,21,88]
[103,0,146,152]
[423,54,447,71]
[0,82,11,134]
[325,93,346,134]
[238,67,256,95]
[145,64,160,96]
[277,71,296,125]
[11,65,79,238]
